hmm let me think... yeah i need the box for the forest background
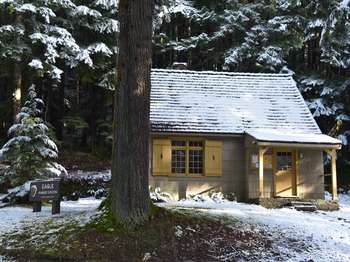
[0,0,349,184]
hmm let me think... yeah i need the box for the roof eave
[256,140,342,150]
[150,131,244,138]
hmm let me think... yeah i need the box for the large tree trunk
[12,14,23,119]
[13,63,22,119]
[111,0,154,221]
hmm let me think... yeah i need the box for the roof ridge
[151,68,293,77]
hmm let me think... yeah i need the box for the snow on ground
[0,197,101,260]
[161,193,350,262]
[0,197,101,232]
[1,190,350,261]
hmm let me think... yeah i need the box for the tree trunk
[89,84,98,154]
[111,0,154,222]
[12,14,23,119]
[13,63,22,119]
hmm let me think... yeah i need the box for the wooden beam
[259,142,341,150]
[261,147,269,155]
[259,147,268,197]
[331,149,338,201]
[324,149,338,201]
[324,149,332,156]
[294,149,299,196]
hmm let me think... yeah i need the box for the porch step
[290,201,317,212]
[290,201,314,206]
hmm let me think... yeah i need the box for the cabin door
[274,150,297,197]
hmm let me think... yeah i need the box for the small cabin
[149,69,341,201]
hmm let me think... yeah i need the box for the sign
[29,180,60,202]
[251,154,273,169]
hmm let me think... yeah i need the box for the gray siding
[149,136,247,201]
[150,135,325,201]
[298,149,325,199]
[245,147,274,199]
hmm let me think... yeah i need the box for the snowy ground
[160,193,350,262]
[0,198,101,231]
[0,198,101,261]
[1,194,350,261]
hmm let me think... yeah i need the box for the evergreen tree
[0,0,119,152]
[64,0,119,152]
[0,85,67,187]
[0,0,79,82]
[68,0,119,90]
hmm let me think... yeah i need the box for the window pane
[189,149,203,174]
[171,149,186,173]
[189,141,203,147]
[172,141,186,147]
[277,152,293,171]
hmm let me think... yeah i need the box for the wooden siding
[149,136,247,201]
[150,135,326,201]
[298,150,325,199]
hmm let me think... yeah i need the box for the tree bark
[111,0,154,222]
[13,63,22,119]
[12,14,23,119]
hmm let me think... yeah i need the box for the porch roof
[247,129,342,148]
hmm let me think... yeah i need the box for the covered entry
[274,149,297,197]
[248,129,342,200]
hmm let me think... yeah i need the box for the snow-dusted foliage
[0,0,81,81]
[320,1,350,68]
[0,0,117,86]
[0,86,67,187]
[297,74,349,146]
[66,1,118,89]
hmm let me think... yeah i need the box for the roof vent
[171,62,188,70]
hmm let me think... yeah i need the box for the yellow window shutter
[204,140,223,176]
[152,139,171,176]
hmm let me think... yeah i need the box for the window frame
[170,138,204,176]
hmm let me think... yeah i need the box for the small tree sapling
[0,85,67,188]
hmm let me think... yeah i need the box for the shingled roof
[150,69,322,135]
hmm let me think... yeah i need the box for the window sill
[152,173,205,178]
[171,173,204,178]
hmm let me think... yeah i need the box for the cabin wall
[149,136,247,201]
[298,149,325,199]
[246,149,274,199]
[244,137,274,199]
[150,135,325,201]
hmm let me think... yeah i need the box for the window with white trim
[171,140,203,175]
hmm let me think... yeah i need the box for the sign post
[29,179,61,214]
[33,201,42,212]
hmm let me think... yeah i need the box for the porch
[246,129,342,201]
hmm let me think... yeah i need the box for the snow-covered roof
[247,129,341,146]
[150,69,321,136]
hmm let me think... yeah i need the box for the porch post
[331,149,338,201]
[325,149,338,201]
[259,147,269,198]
